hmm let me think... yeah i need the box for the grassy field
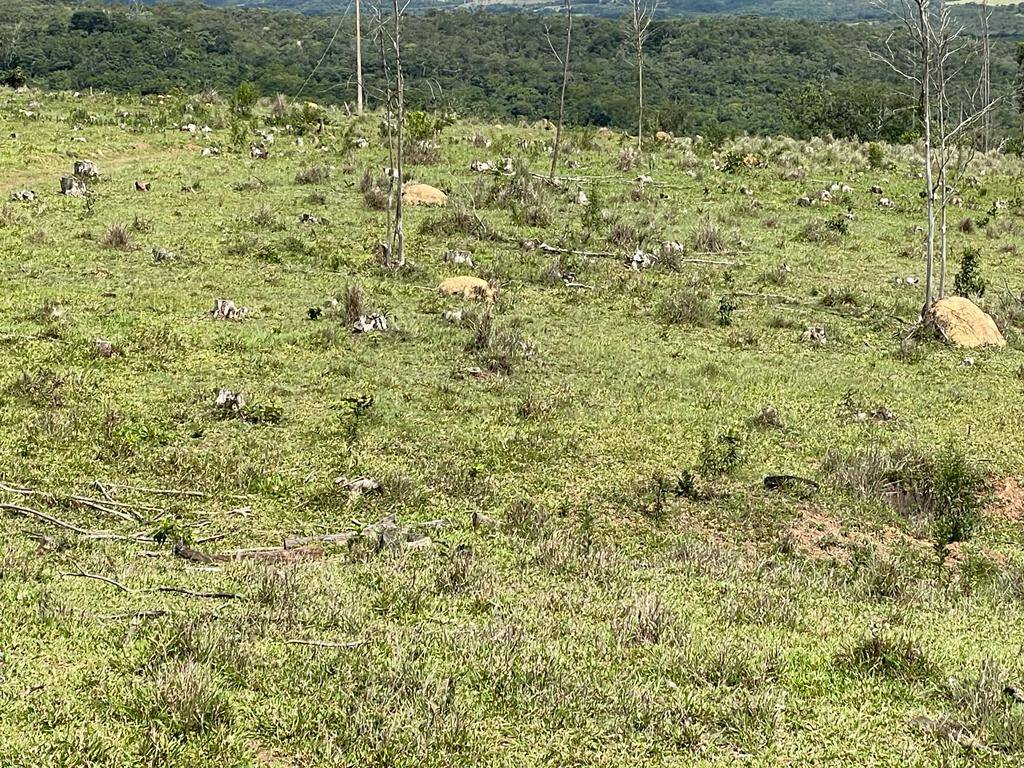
[2,88,1024,766]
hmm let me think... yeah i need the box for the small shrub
[101,222,132,250]
[693,216,726,253]
[230,81,259,117]
[248,204,279,230]
[295,165,331,185]
[844,625,938,683]
[930,442,987,546]
[420,208,501,241]
[868,142,885,169]
[698,430,745,477]
[659,288,714,327]
[717,296,738,326]
[465,310,533,374]
[954,246,986,298]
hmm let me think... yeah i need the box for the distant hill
[7,1,1021,140]
[115,0,887,21]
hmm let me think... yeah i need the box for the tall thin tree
[625,0,659,152]
[355,0,365,115]
[547,0,573,181]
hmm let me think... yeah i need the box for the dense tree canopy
[2,0,1022,141]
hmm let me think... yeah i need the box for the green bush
[230,81,259,117]
[954,247,986,298]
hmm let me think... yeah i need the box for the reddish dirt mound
[990,477,1024,521]
[787,507,928,562]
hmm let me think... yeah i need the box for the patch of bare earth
[787,506,928,563]
[989,477,1024,522]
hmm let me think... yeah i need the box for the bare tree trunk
[355,0,364,116]
[920,1,936,316]
[377,13,394,251]
[937,11,948,299]
[980,0,992,153]
[391,0,405,268]
[626,0,658,153]
[633,1,644,151]
[549,0,573,181]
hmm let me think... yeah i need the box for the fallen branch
[1,502,151,542]
[62,568,131,592]
[154,586,239,600]
[283,532,357,549]
[284,638,367,650]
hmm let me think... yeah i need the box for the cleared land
[2,89,1024,766]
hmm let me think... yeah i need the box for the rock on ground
[927,296,1005,348]
[402,182,448,207]
[439,276,494,302]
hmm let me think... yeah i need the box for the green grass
[2,88,1024,766]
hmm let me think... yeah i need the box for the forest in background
[2,0,1023,141]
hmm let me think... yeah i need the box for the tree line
[1,0,1022,142]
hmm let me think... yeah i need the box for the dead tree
[547,0,574,181]
[979,0,992,153]
[391,0,405,268]
[931,1,999,296]
[625,0,659,152]
[874,0,1001,311]
[874,0,936,316]
[355,0,365,115]
[374,1,406,268]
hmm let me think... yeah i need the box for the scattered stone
[73,160,100,179]
[211,298,248,321]
[501,157,515,173]
[801,326,827,346]
[60,176,87,197]
[134,180,150,192]
[201,146,221,157]
[351,137,369,149]
[739,185,754,197]
[472,510,497,530]
[352,313,389,333]
[9,189,35,202]
[950,196,964,208]
[214,388,247,413]
[439,275,495,302]
[443,249,475,268]
[403,182,448,207]
[443,309,465,324]
[894,275,919,286]
[872,406,895,422]
[250,143,268,159]
[335,476,381,499]
[180,123,197,133]
[753,406,784,429]
[878,197,895,209]
[655,130,673,142]
[574,189,589,206]
[660,241,685,260]
[627,248,656,271]
[152,246,175,263]
[870,185,884,195]
[994,199,1008,211]
[470,160,495,172]
[796,195,812,207]
[962,356,975,367]
[814,189,832,205]
[91,338,115,358]
[299,212,320,225]
[472,134,492,148]
[926,296,1005,348]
